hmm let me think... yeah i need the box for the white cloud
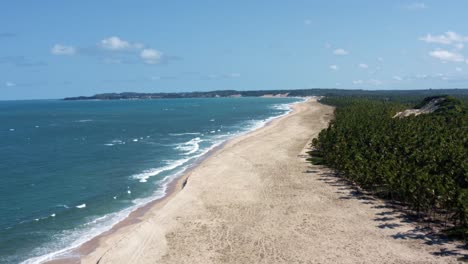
[456,67,463,72]
[420,31,468,46]
[353,80,363,85]
[393,76,403,81]
[100,36,143,50]
[358,63,369,69]
[304,19,312,25]
[140,48,163,64]
[403,2,427,10]
[51,44,76,55]
[377,57,384,62]
[333,48,348,55]
[429,50,464,62]
[329,65,339,70]
[455,43,464,50]
[5,81,15,87]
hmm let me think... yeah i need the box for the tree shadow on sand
[303,166,468,261]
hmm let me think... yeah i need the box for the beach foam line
[23,99,302,264]
[132,158,192,183]
[175,137,202,155]
[271,103,291,111]
[169,132,201,136]
[21,175,176,264]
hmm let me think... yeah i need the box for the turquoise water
[0,97,300,263]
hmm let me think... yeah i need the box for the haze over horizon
[2,1,468,100]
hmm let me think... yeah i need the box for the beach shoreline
[40,97,308,264]
[46,97,465,264]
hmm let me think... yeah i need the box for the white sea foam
[169,132,201,136]
[132,138,139,142]
[104,143,114,146]
[132,157,192,183]
[76,204,86,209]
[82,215,107,227]
[50,214,55,217]
[271,104,291,111]
[21,100,301,264]
[9,128,15,131]
[21,193,165,264]
[175,137,202,155]
[109,139,125,145]
[74,119,93,123]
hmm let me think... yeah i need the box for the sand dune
[80,98,465,264]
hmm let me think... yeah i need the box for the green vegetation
[311,95,468,239]
[63,88,468,101]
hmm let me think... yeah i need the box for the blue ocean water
[0,97,300,263]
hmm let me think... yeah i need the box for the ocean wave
[132,158,192,183]
[132,135,227,184]
[76,204,86,209]
[271,104,290,111]
[169,132,201,136]
[74,119,93,123]
[105,139,125,146]
[20,99,301,264]
[21,177,174,264]
[175,137,202,155]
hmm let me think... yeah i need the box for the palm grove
[311,95,468,239]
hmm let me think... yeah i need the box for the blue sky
[2,1,468,99]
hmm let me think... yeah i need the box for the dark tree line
[311,95,468,238]
[64,88,468,101]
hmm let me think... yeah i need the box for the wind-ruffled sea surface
[0,97,301,263]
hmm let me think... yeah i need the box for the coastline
[39,97,307,264]
[45,97,465,263]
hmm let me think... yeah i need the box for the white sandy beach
[77,98,465,264]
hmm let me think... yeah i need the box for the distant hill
[63,88,468,101]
